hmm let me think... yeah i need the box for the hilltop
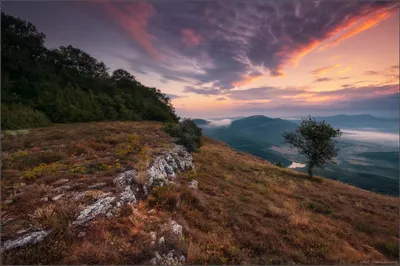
[1,122,399,264]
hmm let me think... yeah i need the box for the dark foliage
[164,119,202,152]
[283,116,342,177]
[1,12,179,129]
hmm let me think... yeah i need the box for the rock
[4,199,13,204]
[40,197,49,202]
[188,180,198,190]
[150,231,157,241]
[106,212,113,218]
[78,231,86,238]
[88,182,107,189]
[52,194,63,201]
[147,209,155,214]
[146,145,194,193]
[114,170,137,188]
[73,196,115,226]
[150,250,186,265]
[16,229,29,235]
[169,220,183,236]
[1,230,51,252]
[158,236,165,245]
[118,186,138,204]
[53,185,71,193]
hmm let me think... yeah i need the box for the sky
[3,0,399,118]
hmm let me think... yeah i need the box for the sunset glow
[4,0,399,118]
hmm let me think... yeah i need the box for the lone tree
[282,116,342,178]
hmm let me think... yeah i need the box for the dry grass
[1,123,399,264]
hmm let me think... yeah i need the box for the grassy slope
[1,122,399,264]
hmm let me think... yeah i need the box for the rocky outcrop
[1,145,194,252]
[0,230,51,252]
[187,180,198,190]
[73,196,115,226]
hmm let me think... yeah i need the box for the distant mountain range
[294,114,399,133]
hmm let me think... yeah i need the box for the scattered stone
[52,194,63,201]
[52,178,69,186]
[188,180,198,190]
[106,212,113,218]
[0,230,51,252]
[147,209,155,214]
[53,185,71,193]
[40,197,49,202]
[78,231,86,238]
[150,250,186,265]
[150,231,157,241]
[73,196,115,226]
[88,182,107,189]
[158,236,165,245]
[4,199,13,204]
[16,229,29,235]
[169,220,183,236]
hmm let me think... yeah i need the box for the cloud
[319,9,396,51]
[205,119,232,127]
[337,67,351,74]
[181,29,202,46]
[227,86,304,100]
[311,64,340,75]
[166,93,186,99]
[364,70,380,75]
[314,77,334,83]
[183,86,221,96]
[64,0,399,94]
[216,97,227,101]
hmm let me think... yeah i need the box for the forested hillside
[1,13,179,130]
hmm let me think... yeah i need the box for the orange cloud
[232,74,263,87]
[319,10,393,51]
[337,67,351,74]
[181,29,202,46]
[311,64,340,75]
[273,6,394,76]
[104,2,163,61]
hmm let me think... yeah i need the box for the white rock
[114,170,137,188]
[1,230,51,252]
[170,220,183,236]
[88,182,107,189]
[158,236,165,245]
[73,196,115,226]
[188,180,198,190]
[119,186,138,204]
[40,197,49,202]
[52,194,63,201]
[150,231,157,241]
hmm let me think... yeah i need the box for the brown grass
[1,123,399,264]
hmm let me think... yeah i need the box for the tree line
[1,12,179,130]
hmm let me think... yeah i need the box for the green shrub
[307,202,332,215]
[1,104,51,130]
[164,119,202,152]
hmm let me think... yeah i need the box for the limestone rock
[1,230,51,252]
[169,220,183,236]
[118,186,138,204]
[73,196,115,226]
[114,170,137,189]
[188,180,198,190]
[150,250,186,265]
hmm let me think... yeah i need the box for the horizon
[3,0,399,118]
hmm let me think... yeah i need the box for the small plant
[23,163,65,179]
[274,162,286,168]
[307,202,332,215]
[116,134,142,155]
[9,150,29,161]
[164,119,202,152]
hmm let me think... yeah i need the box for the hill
[293,114,399,133]
[1,122,399,264]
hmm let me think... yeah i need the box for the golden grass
[1,123,399,264]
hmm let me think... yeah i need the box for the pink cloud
[181,29,202,46]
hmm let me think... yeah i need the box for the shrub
[1,104,51,130]
[164,119,202,152]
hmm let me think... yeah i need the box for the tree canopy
[1,12,179,130]
[282,116,342,178]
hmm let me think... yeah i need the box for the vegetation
[1,122,398,264]
[283,116,342,178]
[1,12,179,130]
[164,119,202,152]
